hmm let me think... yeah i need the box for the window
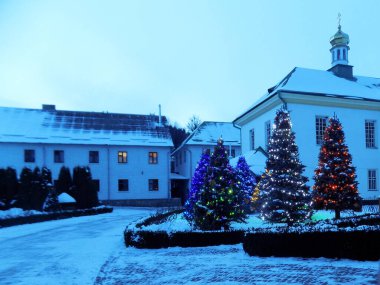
[118,179,129,191]
[118,151,128,163]
[149,179,159,191]
[92,179,100,192]
[250,129,255,150]
[24,149,35,163]
[89,151,99,163]
[343,49,346,60]
[337,49,341,60]
[365,120,376,148]
[316,116,328,145]
[54,150,64,163]
[368,170,377,191]
[265,121,271,150]
[149,152,158,164]
[231,149,236,158]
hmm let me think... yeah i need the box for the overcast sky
[0,0,379,127]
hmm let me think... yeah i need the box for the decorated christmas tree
[192,138,247,230]
[235,156,256,210]
[260,108,311,225]
[184,151,210,223]
[313,116,361,219]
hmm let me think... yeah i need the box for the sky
[0,0,379,127]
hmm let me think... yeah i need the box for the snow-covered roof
[172,121,240,154]
[229,148,267,175]
[58,193,76,204]
[0,107,173,147]
[235,67,380,122]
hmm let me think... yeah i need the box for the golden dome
[330,25,349,47]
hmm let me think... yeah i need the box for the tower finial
[337,13,341,29]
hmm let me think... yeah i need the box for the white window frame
[316,116,328,145]
[365,120,376,148]
[265,121,271,150]
[368,169,378,191]
[250,129,255,150]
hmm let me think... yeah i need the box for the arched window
[332,51,335,62]
[337,49,341,60]
[343,49,346,60]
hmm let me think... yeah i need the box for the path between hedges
[0,207,155,285]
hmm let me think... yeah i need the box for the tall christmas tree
[260,108,311,225]
[193,138,247,230]
[235,156,256,210]
[313,116,361,219]
[184,151,210,223]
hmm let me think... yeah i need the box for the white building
[234,25,380,201]
[171,121,241,202]
[0,105,179,206]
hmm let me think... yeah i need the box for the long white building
[234,25,380,201]
[0,105,179,206]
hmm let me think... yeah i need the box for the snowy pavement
[0,207,155,285]
[1,208,379,285]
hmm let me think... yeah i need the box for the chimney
[158,104,162,126]
[42,104,56,111]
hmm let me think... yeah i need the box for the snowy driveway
[0,208,379,285]
[0,207,154,285]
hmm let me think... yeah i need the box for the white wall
[0,143,171,201]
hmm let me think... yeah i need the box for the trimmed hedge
[243,229,380,261]
[0,207,113,228]
[124,209,246,248]
[124,229,245,249]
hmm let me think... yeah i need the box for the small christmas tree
[193,138,247,230]
[184,151,210,223]
[260,108,311,225]
[313,116,361,219]
[235,156,256,210]
[42,167,59,212]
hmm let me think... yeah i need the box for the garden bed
[125,210,380,260]
[0,206,113,228]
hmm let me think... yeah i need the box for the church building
[234,24,380,201]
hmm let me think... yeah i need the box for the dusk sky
[0,0,379,127]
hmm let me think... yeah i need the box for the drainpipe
[167,149,171,198]
[107,145,111,204]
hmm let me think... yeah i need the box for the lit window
[89,151,99,163]
[265,121,271,150]
[365,120,376,148]
[149,179,159,191]
[368,170,377,191]
[54,150,64,163]
[118,151,128,163]
[118,179,129,191]
[250,129,255,150]
[24,149,35,163]
[316,116,328,145]
[149,152,158,164]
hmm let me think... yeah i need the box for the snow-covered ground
[0,207,155,285]
[139,206,380,233]
[0,207,379,285]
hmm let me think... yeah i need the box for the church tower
[328,15,353,79]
